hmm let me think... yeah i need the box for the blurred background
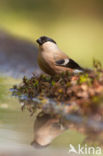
[0,0,103,155]
[0,0,103,67]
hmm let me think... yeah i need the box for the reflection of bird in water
[31,113,67,148]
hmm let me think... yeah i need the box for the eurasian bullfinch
[36,36,84,75]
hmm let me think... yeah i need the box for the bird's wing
[55,58,83,70]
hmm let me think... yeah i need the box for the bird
[31,113,66,148]
[36,36,84,75]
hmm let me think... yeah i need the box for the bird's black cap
[36,36,56,45]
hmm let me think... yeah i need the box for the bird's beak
[36,38,42,45]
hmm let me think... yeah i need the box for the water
[0,76,86,156]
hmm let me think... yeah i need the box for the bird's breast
[38,51,56,75]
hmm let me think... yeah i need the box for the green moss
[51,80,56,86]
[79,74,89,83]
